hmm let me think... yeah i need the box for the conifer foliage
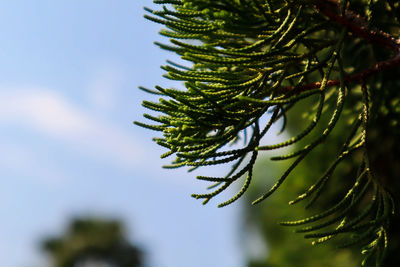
[136,0,400,265]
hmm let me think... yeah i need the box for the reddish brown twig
[313,0,400,52]
[282,53,400,93]
[281,0,400,93]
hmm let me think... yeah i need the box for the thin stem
[281,53,400,93]
[280,0,400,93]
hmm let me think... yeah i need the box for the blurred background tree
[244,84,400,266]
[41,217,144,267]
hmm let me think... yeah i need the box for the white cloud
[87,63,125,111]
[0,89,93,138]
[0,142,66,186]
[0,87,149,170]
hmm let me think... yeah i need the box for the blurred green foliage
[42,217,143,267]
[244,94,400,266]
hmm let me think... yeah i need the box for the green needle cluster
[136,1,397,265]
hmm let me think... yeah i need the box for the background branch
[281,0,400,93]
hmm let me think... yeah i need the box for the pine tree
[136,1,400,265]
[42,217,143,267]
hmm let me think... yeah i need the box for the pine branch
[314,0,400,52]
[281,53,400,93]
[281,0,400,93]
[137,1,399,265]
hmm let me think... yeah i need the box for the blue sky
[0,1,246,266]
